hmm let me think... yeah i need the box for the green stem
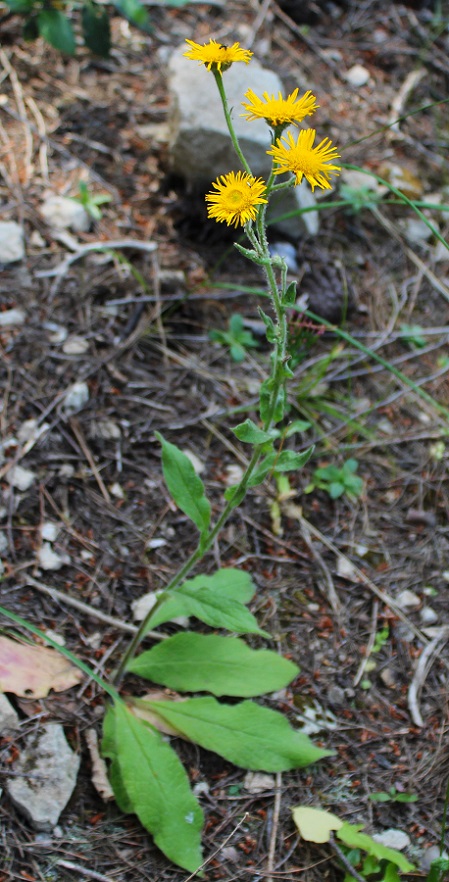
[213,71,252,176]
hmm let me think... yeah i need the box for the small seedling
[73,181,112,221]
[399,323,427,349]
[369,785,418,804]
[209,313,259,362]
[305,457,363,500]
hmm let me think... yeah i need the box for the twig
[182,813,249,882]
[33,239,158,299]
[266,772,283,882]
[353,600,379,687]
[408,627,449,727]
[55,860,113,882]
[20,574,166,641]
[69,416,111,504]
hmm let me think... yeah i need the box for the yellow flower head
[205,171,268,227]
[267,129,340,191]
[241,88,319,129]
[184,39,253,74]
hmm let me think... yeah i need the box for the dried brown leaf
[0,636,83,698]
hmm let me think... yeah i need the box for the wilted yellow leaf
[292,806,343,843]
[0,636,83,698]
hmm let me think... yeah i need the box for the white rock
[62,381,89,415]
[0,308,26,327]
[146,537,168,550]
[0,693,20,733]
[17,419,50,444]
[224,464,244,486]
[62,336,89,355]
[6,723,80,831]
[168,47,319,236]
[0,531,7,554]
[345,64,371,87]
[94,420,121,440]
[131,591,189,627]
[372,829,411,851]
[45,322,68,344]
[109,482,125,499]
[402,218,433,245]
[40,195,90,233]
[396,589,420,610]
[38,542,70,571]
[420,606,438,625]
[6,465,37,491]
[244,771,276,793]
[41,522,59,542]
[0,222,25,263]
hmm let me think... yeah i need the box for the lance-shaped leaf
[127,633,298,696]
[37,9,75,53]
[144,568,267,636]
[232,419,277,445]
[146,696,333,771]
[155,432,210,536]
[102,701,203,873]
[247,446,314,487]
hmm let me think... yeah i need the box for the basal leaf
[127,633,298,697]
[102,705,133,813]
[37,9,76,54]
[248,446,314,487]
[146,696,333,771]
[155,432,210,536]
[337,823,415,872]
[101,701,203,873]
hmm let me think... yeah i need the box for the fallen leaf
[85,728,115,801]
[292,806,343,843]
[0,636,83,698]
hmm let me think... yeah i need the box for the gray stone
[396,589,420,610]
[0,308,26,327]
[0,694,19,733]
[40,195,90,233]
[6,723,80,831]
[0,222,25,264]
[167,46,319,236]
[372,829,411,851]
[62,381,89,416]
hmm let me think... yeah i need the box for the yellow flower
[205,171,268,227]
[184,39,253,73]
[267,129,340,191]
[241,88,318,128]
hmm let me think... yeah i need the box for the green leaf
[248,446,314,487]
[329,481,345,499]
[102,701,203,873]
[37,9,75,54]
[81,3,111,56]
[145,583,269,637]
[427,857,449,882]
[258,308,276,343]
[127,633,299,697]
[113,0,150,28]
[6,0,34,11]
[337,823,415,872]
[284,419,311,437]
[283,280,297,307]
[232,419,276,445]
[146,696,333,771]
[368,792,391,803]
[223,484,246,505]
[155,433,210,536]
[23,16,39,41]
[102,705,133,813]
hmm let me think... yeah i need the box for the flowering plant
[0,38,341,876]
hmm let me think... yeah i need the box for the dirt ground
[1,1,449,879]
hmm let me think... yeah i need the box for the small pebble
[6,465,37,491]
[41,522,59,542]
[38,543,70,571]
[63,336,89,355]
[420,606,438,625]
[396,589,420,610]
[345,64,371,87]
[62,381,89,416]
[0,221,25,263]
[372,829,410,851]
[0,308,26,327]
[244,772,275,794]
[40,195,90,233]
